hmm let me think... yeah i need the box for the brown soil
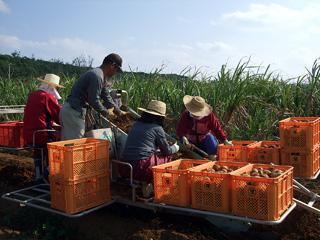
[0,149,320,240]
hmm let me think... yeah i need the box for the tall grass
[1,58,319,141]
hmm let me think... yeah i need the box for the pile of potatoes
[241,167,284,178]
[262,144,279,149]
[203,164,241,174]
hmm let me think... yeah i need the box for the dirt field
[0,149,320,240]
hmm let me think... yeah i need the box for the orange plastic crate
[280,147,320,178]
[190,161,249,213]
[247,141,280,165]
[152,159,210,207]
[0,121,27,148]
[218,141,257,162]
[49,172,111,214]
[231,164,294,221]
[279,117,320,150]
[47,138,110,180]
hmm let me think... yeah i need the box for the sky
[0,0,320,78]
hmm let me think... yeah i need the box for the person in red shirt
[23,74,64,184]
[176,95,233,160]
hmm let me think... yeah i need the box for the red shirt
[23,90,61,145]
[176,110,227,144]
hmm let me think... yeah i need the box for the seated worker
[176,95,233,161]
[119,100,179,197]
[23,73,64,184]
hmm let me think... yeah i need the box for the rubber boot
[208,154,217,161]
[142,181,154,198]
[34,154,43,184]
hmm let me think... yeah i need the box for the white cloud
[222,3,320,27]
[0,34,106,64]
[196,41,232,52]
[0,0,10,13]
[177,16,192,23]
[209,20,217,26]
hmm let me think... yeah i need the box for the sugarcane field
[0,55,320,240]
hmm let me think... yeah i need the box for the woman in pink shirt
[176,95,233,160]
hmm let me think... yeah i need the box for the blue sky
[1,0,320,78]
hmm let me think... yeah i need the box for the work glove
[173,143,180,153]
[182,137,191,148]
[224,140,233,146]
[104,107,115,119]
[119,110,130,116]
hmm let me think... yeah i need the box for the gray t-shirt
[67,67,115,115]
[121,121,177,161]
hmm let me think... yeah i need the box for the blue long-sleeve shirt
[121,121,177,161]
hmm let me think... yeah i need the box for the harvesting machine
[1,88,319,233]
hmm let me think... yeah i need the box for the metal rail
[145,198,297,225]
[293,175,320,215]
[2,184,115,218]
[0,105,25,114]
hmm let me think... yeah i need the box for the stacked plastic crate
[218,141,257,162]
[279,117,320,178]
[0,121,28,149]
[47,138,111,214]
[246,141,281,165]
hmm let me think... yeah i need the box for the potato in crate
[49,172,111,214]
[218,141,257,162]
[279,117,320,150]
[190,161,249,213]
[0,121,27,148]
[231,164,293,221]
[152,159,209,207]
[247,141,280,165]
[47,138,110,180]
[281,146,320,178]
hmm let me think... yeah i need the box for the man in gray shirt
[59,53,124,140]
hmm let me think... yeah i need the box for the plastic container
[49,172,111,214]
[152,159,210,207]
[47,138,110,180]
[0,121,27,149]
[190,161,249,213]
[280,146,320,178]
[247,141,280,165]
[279,117,320,150]
[218,141,257,162]
[230,164,293,221]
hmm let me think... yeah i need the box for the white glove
[224,140,233,146]
[173,143,180,152]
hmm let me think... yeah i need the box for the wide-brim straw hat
[138,100,166,117]
[37,73,65,88]
[183,95,212,117]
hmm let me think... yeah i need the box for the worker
[23,73,64,184]
[118,100,179,197]
[176,95,233,161]
[59,53,127,140]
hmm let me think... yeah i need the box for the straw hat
[138,100,166,117]
[37,74,64,88]
[183,95,212,116]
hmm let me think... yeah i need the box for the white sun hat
[37,74,65,88]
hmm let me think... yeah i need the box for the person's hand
[182,137,191,148]
[119,110,130,116]
[224,140,233,146]
[173,143,180,152]
[104,108,115,119]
